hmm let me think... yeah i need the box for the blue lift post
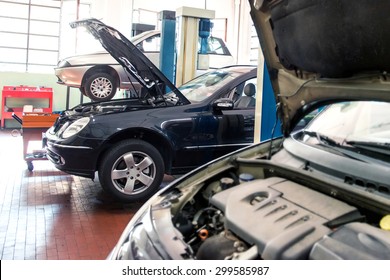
[159,10,176,85]
[260,64,282,141]
[198,18,213,54]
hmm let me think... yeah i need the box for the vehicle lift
[159,7,281,143]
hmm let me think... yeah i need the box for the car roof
[130,30,161,45]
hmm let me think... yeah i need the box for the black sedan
[44,18,258,203]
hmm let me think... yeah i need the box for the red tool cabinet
[22,113,59,171]
[1,86,53,128]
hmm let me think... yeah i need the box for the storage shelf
[1,86,53,128]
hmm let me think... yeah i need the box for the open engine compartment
[167,168,390,259]
[207,177,360,259]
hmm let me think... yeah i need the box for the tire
[27,161,34,172]
[98,140,165,203]
[79,86,87,96]
[84,72,117,101]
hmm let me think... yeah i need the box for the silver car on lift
[55,30,234,101]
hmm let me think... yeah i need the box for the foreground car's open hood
[70,18,190,104]
[249,0,390,135]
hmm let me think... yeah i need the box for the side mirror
[212,98,234,112]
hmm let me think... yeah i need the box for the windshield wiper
[345,140,390,156]
[301,130,340,146]
[299,130,390,165]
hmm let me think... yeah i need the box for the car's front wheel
[98,140,164,203]
[84,72,117,101]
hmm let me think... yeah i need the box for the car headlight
[61,117,90,138]
[108,196,164,260]
[57,60,71,68]
[116,222,163,260]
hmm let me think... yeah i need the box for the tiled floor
[0,129,172,260]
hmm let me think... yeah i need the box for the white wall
[88,0,134,37]
[85,0,254,65]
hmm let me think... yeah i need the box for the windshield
[177,70,241,102]
[304,101,390,145]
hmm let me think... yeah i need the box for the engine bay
[165,171,390,260]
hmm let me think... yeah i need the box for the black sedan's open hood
[70,18,190,105]
[249,0,390,135]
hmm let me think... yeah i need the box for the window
[0,0,61,73]
[137,34,161,52]
[207,37,230,55]
[0,0,90,73]
[250,23,260,65]
[227,78,257,108]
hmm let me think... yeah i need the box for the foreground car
[55,30,234,101]
[108,0,390,260]
[45,19,258,203]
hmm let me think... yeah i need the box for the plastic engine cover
[210,177,360,259]
[310,222,390,259]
